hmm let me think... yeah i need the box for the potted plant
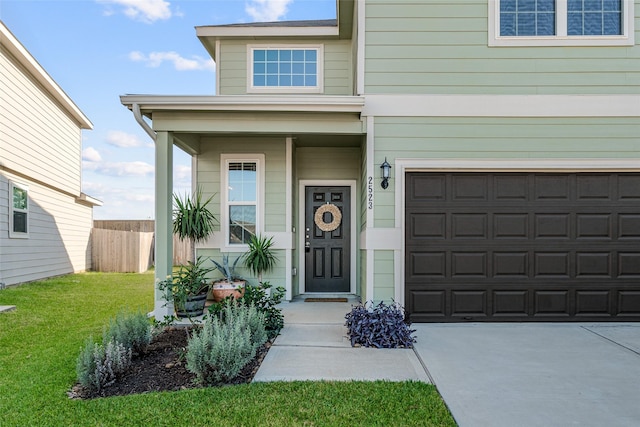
[157,257,214,318]
[244,234,278,285]
[210,253,245,302]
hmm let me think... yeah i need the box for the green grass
[0,272,456,427]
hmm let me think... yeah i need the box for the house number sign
[368,176,373,209]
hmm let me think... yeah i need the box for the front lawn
[0,272,455,426]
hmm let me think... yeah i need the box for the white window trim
[247,44,324,94]
[220,153,265,250]
[488,0,635,46]
[9,181,29,239]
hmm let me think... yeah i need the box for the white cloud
[97,0,172,23]
[106,130,152,148]
[129,51,215,71]
[174,164,191,182]
[245,0,293,21]
[84,160,155,177]
[82,147,102,162]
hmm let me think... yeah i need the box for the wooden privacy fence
[92,220,192,273]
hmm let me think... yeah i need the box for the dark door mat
[304,298,348,303]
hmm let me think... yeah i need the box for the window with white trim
[221,154,264,246]
[489,0,634,46]
[248,45,323,93]
[9,181,28,238]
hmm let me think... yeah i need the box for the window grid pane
[568,0,622,35]
[252,48,318,88]
[500,0,556,36]
[227,162,257,244]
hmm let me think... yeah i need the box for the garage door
[405,172,640,322]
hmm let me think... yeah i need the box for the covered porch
[120,95,367,319]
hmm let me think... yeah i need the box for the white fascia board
[1,22,93,129]
[196,26,339,39]
[120,95,365,113]
[362,94,640,117]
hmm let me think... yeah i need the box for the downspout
[132,103,156,141]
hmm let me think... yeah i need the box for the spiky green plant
[244,234,278,283]
[173,187,218,262]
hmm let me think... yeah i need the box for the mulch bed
[68,326,271,399]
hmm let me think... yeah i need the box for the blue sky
[1,0,336,219]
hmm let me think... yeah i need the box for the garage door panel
[494,214,529,239]
[534,175,570,200]
[619,215,640,239]
[452,175,488,201]
[618,253,640,277]
[534,252,571,277]
[577,175,613,200]
[406,172,640,322]
[618,175,640,200]
[408,212,446,239]
[576,252,612,277]
[535,214,571,239]
[576,214,612,239]
[494,174,529,200]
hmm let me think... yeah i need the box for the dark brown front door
[405,172,640,322]
[305,186,350,293]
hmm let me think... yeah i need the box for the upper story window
[221,154,265,247]
[248,45,324,93]
[9,181,28,238]
[489,0,634,46]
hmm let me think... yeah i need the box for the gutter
[133,103,156,141]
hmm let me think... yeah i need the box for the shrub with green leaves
[186,302,267,385]
[103,310,152,356]
[76,337,132,393]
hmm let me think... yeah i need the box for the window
[9,182,28,238]
[489,0,634,46]
[221,154,264,246]
[248,45,323,93]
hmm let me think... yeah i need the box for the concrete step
[0,305,16,313]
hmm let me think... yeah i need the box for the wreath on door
[314,203,342,232]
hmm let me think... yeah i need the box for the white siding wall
[1,45,82,195]
[0,33,93,286]
[0,172,93,286]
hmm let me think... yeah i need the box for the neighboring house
[0,21,100,286]
[121,0,640,322]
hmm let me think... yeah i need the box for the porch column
[154,131,173,320]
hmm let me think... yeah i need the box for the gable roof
[0,21,92,130]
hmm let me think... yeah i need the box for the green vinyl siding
[198,137,287,232]
[373,250,394,301]
[364,0,640,94]
[296,147,361,181]
[219,39,353,95]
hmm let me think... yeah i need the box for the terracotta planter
[211,280,246,302]
[175,292,207,318]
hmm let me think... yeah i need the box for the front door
[305,186,350,292]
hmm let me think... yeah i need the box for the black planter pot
[175,292,207,318]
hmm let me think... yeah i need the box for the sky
[1,0,336,219]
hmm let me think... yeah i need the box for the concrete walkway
[255,298,640,427]
[253,297,429,382]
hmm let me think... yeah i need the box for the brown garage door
[405,172,640,322]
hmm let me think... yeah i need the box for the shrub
[103,310,152,356]
[344,301,416,348]
[186,303,267,385]
[239,282,285,339]
[76,337,132,393]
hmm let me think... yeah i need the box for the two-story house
[1,21,100,286]
[121,0,640,322]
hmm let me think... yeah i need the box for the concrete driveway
[413,323,640,427]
